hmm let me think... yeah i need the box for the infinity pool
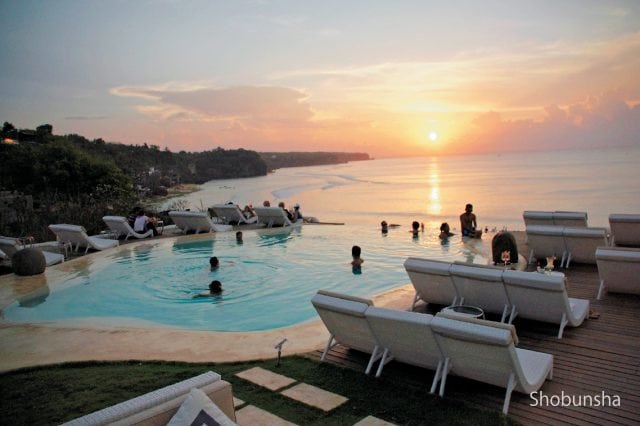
[2,225,489,331]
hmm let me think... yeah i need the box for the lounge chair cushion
[526,225,565,236]
[596,246,640,262]
[562,227,607,237]
[311,293,369,317]
[404,257,451,276]
[502,270,565,292]
[316,289,373,306]
[523,211,553,220]
[516,348,554,387]
[609,214,640,223]
[0,237,65,266]
[168,388,236,426]
[553,211,588,222]
[63,371,235,425]
[430,316,513,346]
[450,264,504,281]
[435,310,519,345]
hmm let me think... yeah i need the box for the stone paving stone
[280,382,348,412]
[235,366,297,391]
[233,396,245,407]
[353,415,397,426]
[235,405,297,426]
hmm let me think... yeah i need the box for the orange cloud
[105,32,640,157]
[447,90,640,155]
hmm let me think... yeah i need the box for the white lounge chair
[48,224,119,254]
[502,269,589,338]
[63,371,236,425]
[210,204,258,225]
[526,225,567,267]
[430,315,554,414]
[523,211,555,227]
[522,211,588,227]
[609,214,640,247]
[562,226,609,267]
[102,215,154,240]
[168,211,232,233]
[311,290,382,374]
[404,257,459,309]
[551,211,588,227]
[253,206,294,227]
[0,237,65,266]
[450,263,511,321]
[596,246,640,299]
[365,307,443,392]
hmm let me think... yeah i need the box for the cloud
[106,31,640,157]
[452,90,640,154]
[64,116,108,120]
[113,85,314,125]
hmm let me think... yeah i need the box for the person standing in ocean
[460,203,482,238]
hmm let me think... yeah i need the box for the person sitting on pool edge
[439,222,454,240]
[351,245,364,267]
[290,203,303,222]
[460,203,482,238]
[209,256,219,270]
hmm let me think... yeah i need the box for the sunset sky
[1,0,639,158]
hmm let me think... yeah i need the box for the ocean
[165,145,640,233]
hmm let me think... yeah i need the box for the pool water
[2,224,488,331]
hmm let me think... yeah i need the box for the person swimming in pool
[411,221,420,238]
[193,280,223,298]
[381,220,401,233]
[209,256,219,270]
[351,245,364,267]
[439,222,454,240]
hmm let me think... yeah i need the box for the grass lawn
[0,355,513,425]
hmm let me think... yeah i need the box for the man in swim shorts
[460,203,482,238]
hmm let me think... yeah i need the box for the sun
[428,131,438,142]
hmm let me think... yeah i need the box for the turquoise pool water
[2,224,488,331]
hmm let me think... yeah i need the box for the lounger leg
[500,305,509,323]
[597,279,605,300]
[528,249,534,264]
[439,358,450,398]
[321,335,335,361]
[430,360,443,394]
[508,306,517,324]
[375,348,389,378]
[365,345,380,375]
[558,313,568,339]
[565,252,571,269]
[502,373,516,414]
[411,293,419,311]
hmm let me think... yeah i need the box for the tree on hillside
[2,121,18,139]
[36,124,53,143]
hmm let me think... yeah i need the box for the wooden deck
[306,238,640,425]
